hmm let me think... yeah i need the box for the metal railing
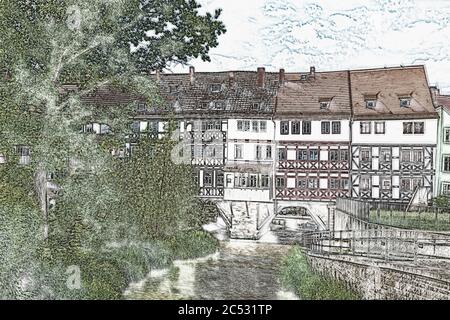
[301,228,450,262]
[336,198,450,232]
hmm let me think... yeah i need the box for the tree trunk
[35,169,48,240]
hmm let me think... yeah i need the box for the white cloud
[172,0,450,93]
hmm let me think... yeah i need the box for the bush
[166,230,218,260]
[280,247,361,300]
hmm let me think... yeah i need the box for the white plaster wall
[224,189,271,202]
[274,120,350,142]
[227,118,275,140]
[352,119,437,145]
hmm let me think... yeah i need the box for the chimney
[228,71,235,85]
[310,66,316,79]
[189,66,195,85]
[279,68,285,85]
[156,70,161,82]
[257,67,265,88]
[429,86,440,106]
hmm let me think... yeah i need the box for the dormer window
[319,98,332,110]
[399,97,411,108]
[366,100,376,108]
[300,74,308,81]
[214,101,225,109]
[364,94,378,109]
[210,83,222,93]
[137,102,146,112]
[251,103,260,111]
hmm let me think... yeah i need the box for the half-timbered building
[350,66,438,204]
[433,89,450,198]
[274,68,352,203]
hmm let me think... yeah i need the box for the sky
[172,0,450,93]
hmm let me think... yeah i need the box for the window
[260,121,267,132]
[308,179,319,189]
[403,121,424,134]
[309,149,319,161]
[249,175,258,188]
[330,178,339,189]
[360,176,371,191]
[204,172,213,186]
[251,103,260,111]
[413,150,423,162]
[381,177,391,190]
[256,145,262,160]
[329,150,339,161]
[297,150,308,161]
[216,172,224,187]
[365,96,377,108]
[403,122,413,134]
[214,101,225,109]
[414,122,424,134]
[401,178,411,191]
[319,99,331,109]
[265,146,272,159]
[252,121,259,132]
[360,148,371,162]
[300,74,308,81]
[321,121,330,134]
[149,121,158,133]
[400,98,411,108]
[234,145,243,159]
[380,148,391,162]
[360,122,371,134]
[341,179,349,190]
[15,146,30,156]
[243,121,250,132]
[444,128,450,143]
[280,121,289,135]
[210,83,221,92]
[302,121,311,135]
[278,149,287,161]
[84,123,94,133]
[402,149,411,162]
[261,175,269,188]
[276,177,285,188]
[298,178,306,189]
[332,121,341,134]
[291,121,301,135]
[236,174,247,188]
[442,183,450,196]
[375,122,385,134]
[237,120,243,131]
[341,150,349,161]
[413,178,422,190]
[444,155,450,172]
[137,102,146,112]
[131,121,140,132]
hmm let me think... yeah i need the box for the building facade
[350,66,438,204]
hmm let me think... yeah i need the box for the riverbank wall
[306,253,450,299]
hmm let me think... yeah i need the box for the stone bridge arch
[275,201,330,231]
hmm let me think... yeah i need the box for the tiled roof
[150,70,279,116]
[350,65,437,120]
[275,70,351,119]
[437,95,450,110]
[61,65,438,121]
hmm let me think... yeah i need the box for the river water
[124,220,299,300]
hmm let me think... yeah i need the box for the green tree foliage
[0,0,225,299]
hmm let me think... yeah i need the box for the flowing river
[124,237,298,300]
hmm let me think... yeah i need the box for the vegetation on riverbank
[280,247,361,300]
[0,0,224,300]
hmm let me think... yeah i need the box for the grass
[280,247,361,300]
[368,210,450,231]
